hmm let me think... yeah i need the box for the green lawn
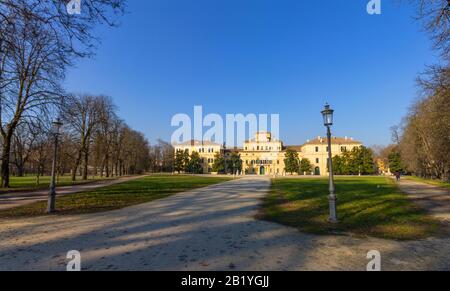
[260,177,440,240]
[404,176,450,189]
[1,175,109,194]
[0,175,231,218]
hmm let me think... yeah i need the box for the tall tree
[174,150,185,174]
[94,96,117,177]
[228,152,243,174]
[187,152,202,174]
[332,156,344,175]
[284,149,299,175]
[182,150,190,173]
[388,151,404,174]
[64,94,100,181]
[299,158,313,175]
[212,152,226,174]
[11,121,42,176]
[348,146,375,175]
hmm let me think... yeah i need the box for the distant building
[376,158,391,176]
[174,132,363,176]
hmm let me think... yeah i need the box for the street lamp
[47,119,63,214]
[321,104,338,223]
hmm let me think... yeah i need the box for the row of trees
[212,152,243,174]
[148,140,174,173]
[173,150,244,175]
[0,0,144,187]
[284,147,376,176]
[9,94,151,182]
[393,66,449,180]
[173,150,203,174]
[284,150,313,175]
[333,147,376,175]
[379,0,450,181]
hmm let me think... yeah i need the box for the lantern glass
[321,105,334,126]
[52,120,63,135]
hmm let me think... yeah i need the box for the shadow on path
[0,177,449,271]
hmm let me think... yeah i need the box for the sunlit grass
[1,175,109,193]
[0,175,231,218]
[260,177,441,240]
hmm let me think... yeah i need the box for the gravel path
[398,178,450,223]
[0,177,449,271]
[0,175,148,210]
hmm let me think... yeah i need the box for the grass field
[0,175,231,218]
[260,177,440,240]
[404,176,450,189]
[1,175,109,194]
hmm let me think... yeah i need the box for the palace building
[174,132,362,176]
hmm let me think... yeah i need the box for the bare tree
[0,10,65,187]
[64,94,101,181]
[414,0,450,58]
[11,120,46,176]
[149,140,174,173]
[28,130,52,185]
[0,0,125,187]
[93,96,117,177]
[399,67,450,180]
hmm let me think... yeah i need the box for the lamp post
[321,104,338,223]
[47,119,63,214]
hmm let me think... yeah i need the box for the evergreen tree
[388,151,404,173]
[229,152,243,174]
[212,152,225,173]
[284,149,299,174]
[340,149,352,175]
[335,147,375,175]
[187,152,203,174]
[182,150,190,173]
[299,158,313,175]
[349,146,375,175]
[360,146,376,174]
[333,155,344,175]
[174,150,185,173]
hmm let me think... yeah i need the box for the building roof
[174,136,362,148]
[284,145,303,152]
[174,140,222,147]
[302,136,362,146]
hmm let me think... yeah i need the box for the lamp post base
[328,195,338,223]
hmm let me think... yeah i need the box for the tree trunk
[71,165,77,181]
[72,147,84,181]
[1,136,12,188]
[105,154,110,177]
[82,149,89,180]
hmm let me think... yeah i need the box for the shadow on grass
[260,177,441,240]
[0,176,232,218]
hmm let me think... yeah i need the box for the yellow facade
[174,132,362,176]
[175,140,222,174]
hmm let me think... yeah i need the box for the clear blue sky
[64,0,439,147]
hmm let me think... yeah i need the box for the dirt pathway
[398,178,450,223]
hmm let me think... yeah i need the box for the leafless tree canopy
[0,0,125,57]
[0,0,125,187]
[395,65,450,180]
[11,94,152,180]
[414,0,450,59]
